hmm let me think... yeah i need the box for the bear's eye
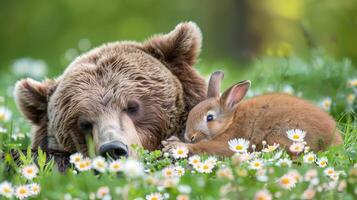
[78,118,93,133]
[125,100,140,115]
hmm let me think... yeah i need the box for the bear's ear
[143,21,202,66]
[14,78,57,125]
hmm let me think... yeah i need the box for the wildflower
[188,155,200,166]
[15,185,30,200]
[301,188,316,200]
[303,152,316,163]
[0,181,13,198]
[282,85,294,95]
[249,159,264,170]
[348,78,357,87]
[232,152,253,164]
[29,183,40,196]
[97,186,110,199]
[278,174,296,190]
[123,159,144,178]
[288,170,302,182]
[347,94,356,105]
[175,166,185,177]
[69,153,83,164]
[286,129,306,142]
[320,97,332,111]
[289,142,305,154]
[324,167,335,177]
[162,166,176,178]
[304,169,318,181]
[254,189,272,200]
[75,158,92,171]
[92,156,107,173]
[171,146,189,159]
[228,138,250,153]
[198,161,215,173]
[276,158,292,168]
[316,157,328,168]
[161,177,179,188]
[21,164,39,180]
[262,143,279,153]
[256,169,268,182]
[176,194,189,200]
[206,156,217,166]
[217,167,234,180]
[0,106,12,122]
[108,160,123,172]
[146,192,164,200]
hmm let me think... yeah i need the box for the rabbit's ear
[220,80,250,110]
[207,71,224,98]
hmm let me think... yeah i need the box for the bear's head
[14,22,207,158]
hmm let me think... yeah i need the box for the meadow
[0,52,356,200]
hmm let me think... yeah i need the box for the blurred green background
[1,0,357,120]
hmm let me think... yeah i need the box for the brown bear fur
[14,22,207,156]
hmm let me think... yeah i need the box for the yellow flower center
[293,134,300,140]
[113,164,120,169]
[4,187,11,193]
[254,162,261,167]
[281,177,290,185]
[321,161,326,166]
[257,196,267,200]
[97,162,104,168]
[166,171,172,176]
[19,188,27,195]
[203,165,209,170]
[193,160,198,164]
[79,163,86,169]
[308,157,314,162]
[235,145,243,150]
[0,113,5,121]
[74,157,80,162]
[151,197,158,200]
[26,168,33,174]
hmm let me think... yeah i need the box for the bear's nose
[99,141,128,159]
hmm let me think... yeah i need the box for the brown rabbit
[162,71,343,156]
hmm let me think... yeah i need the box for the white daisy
[146,192,164,200]
[171,146,189,159]
[254,189,272,200]
[286,129,306,142]
[262,143,280,153]
[217,167,234,180]
[75,158,92,171]
[198,161,214,173]
[228,138,250,153]
[0,106,12,122]
[324,167,335,177]
[320,97,332,111]
[108,160,123,172]
[316,157,328,168]
[206,156,217,166]
[276,158,292,167]
[249,159,264,170]
[0,181,14,198]
[29,183,41,196]
[289,142,305,154]
[288,170,302,182]
[278,174,296,190]
[69,153,83,164]
[188,155,201,166]
[92,156,107,173]
[303,152,316,163]
[123,159,144,178]
[15,185,30,200]
[174,166,185,177]
[162,166,176,178]
[347,94,356,105]
[97,186,110,199]
[21,164,39,180]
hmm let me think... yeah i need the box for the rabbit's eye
[206,114,215,122]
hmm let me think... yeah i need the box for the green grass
[0,54,357,199]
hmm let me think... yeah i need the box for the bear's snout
[99,141,128,159]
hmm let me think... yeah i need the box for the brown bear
[14,22,207,158]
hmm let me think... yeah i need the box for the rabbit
[162,71,343,156]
